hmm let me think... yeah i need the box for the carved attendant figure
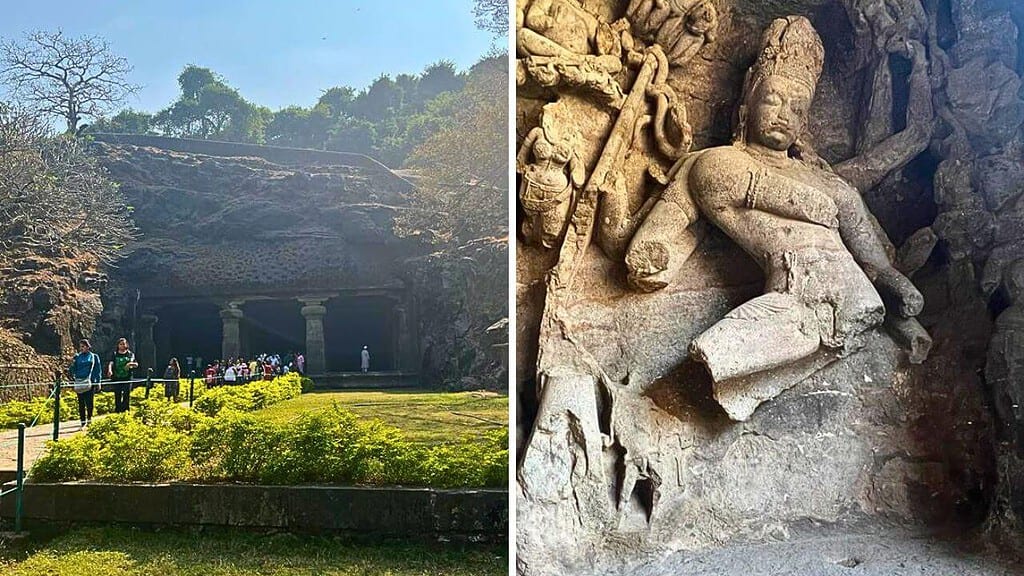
[681,17,925,417]
[516,0,625,105]
[518,106,586,248]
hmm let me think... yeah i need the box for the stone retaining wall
[0,483,507,540]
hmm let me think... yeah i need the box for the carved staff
[546,48,662,297]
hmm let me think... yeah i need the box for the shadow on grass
[1,524,507,576]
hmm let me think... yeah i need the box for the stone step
[312,372,419,389]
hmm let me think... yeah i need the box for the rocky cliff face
[0,238,106,364]
[0,136,507,389]
[90,137,415,297]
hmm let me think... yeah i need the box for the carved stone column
[220,306,243,361]
[154,319,171,370]
[137,314,158,372]
[300,299,327,375]
[394,304,409,372]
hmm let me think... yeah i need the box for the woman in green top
[106,337,138,413]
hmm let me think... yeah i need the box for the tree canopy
[151,65,268,143]
[85,59,471,168]
[397,55,508,244]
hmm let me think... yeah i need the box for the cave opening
[323,296,397,372]
[241,300,305,360]
[153,301,222,373]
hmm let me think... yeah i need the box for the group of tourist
[68,338,306,428]
[67,337,139,427]
[193,352,305,388]
[69,340,376,428]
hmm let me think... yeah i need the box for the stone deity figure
[517,106,586,249]
[516,0,625,105]
[635,17,926,416]
[627,0,718,67]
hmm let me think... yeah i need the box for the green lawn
[252,390,508,445]
[0,526,506,576]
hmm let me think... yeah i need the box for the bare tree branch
[0,102,135,265]
[1,30,140,132]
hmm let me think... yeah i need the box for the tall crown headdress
[746,16,824,96]
[734,16,825,146]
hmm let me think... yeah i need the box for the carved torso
[690,144,885,347]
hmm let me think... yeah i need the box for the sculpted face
[746,75,812,151]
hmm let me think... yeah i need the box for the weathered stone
[517,0,1014,572]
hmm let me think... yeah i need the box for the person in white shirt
[224,364,237,385]
[360,346,370,373]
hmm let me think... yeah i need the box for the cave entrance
[324,295,397,372]
[241,300,305,360]
[153,301,222,374]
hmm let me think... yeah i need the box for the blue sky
[0,0,498,114]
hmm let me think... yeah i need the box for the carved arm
[742,166,839,228]
[835,40,934,192]
[516,126,544,173]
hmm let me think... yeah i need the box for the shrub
[30,436,99,482]
[192,413,284,482]
[85,413,191,481]
[192,374,302,417]
[32,413,191,483]
[300,377,315,393]
[31,383,507,490]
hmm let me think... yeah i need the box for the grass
[252,390,508,445]
[0,525,507,576]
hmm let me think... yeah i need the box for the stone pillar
[154,319,171,370]
[137,314,158,372]
[220,306,243,361]
[394,304,408,372]
[396,296,418,373]
[300,299,327,375]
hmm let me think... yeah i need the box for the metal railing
[0,423,25,532]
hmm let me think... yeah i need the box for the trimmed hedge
[0,379,206,429]
[192,375,302,417]
[31,374,508,489]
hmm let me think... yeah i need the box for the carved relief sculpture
[515,0,1017,573]
[631,16,929,419]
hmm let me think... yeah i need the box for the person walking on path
[360,346,370,373]
[107,337,138,413]
[163,358,181,402]
[69,339,102,427]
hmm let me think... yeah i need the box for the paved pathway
[0,419,90,472]
[0,398,190,473]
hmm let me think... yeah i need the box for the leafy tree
[418,60,464,102]
[87,109,154,134]
[316,86,355,119]
[473,0,509,37]
[326,116,377,156]
[153,65,262,142]
[398,55,507,244]
[0,30,141,133]
[350,74,402,121]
